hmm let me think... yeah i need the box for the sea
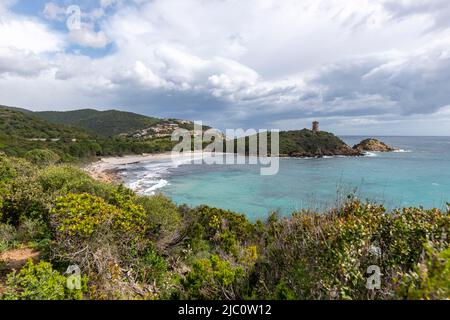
[119,136,450,221]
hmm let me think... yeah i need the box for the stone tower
[312,121,320,133]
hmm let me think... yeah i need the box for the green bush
[24,149,60,167]
[0,153,34,183]
[0,223,17,254]
[398,244,450,300]
[2,260,87,300]
[135,194,181,241]
[184,206,255,256]
[0,176,47,227]
[16,219,50,244]
[0,154,16,183]
[182,255,245,300]
[52,193,121,238]
[50,192,150,295]
[134,244,169,285]
[37,166,114,199]
[251,200,450,300]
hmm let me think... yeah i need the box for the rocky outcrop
[353,139,397,152]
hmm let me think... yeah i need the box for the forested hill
[0,107,89,139]
[35,109,163,137]
[235,129,361,157]
[0,107,178,161]
[278,129,361,157]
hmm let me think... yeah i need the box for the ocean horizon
[119,136,450,220]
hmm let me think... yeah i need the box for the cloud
[100,0,119,8]
[0,0,450,134]
[43,1,111,48]
[69,27,110,48]
[0,8,63,54]
[0,48,49,77]
[382,0,450,31]
[42,2,66,21]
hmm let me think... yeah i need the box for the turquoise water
[121,137,450,221]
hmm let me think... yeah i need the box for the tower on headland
[312,121,320,133]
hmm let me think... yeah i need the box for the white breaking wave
[393,149,412,153]
[123,153,214,195]
[143,179,169,194]
[123,159,182,195]
[364,152,378,157]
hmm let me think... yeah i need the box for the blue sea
[120,137,450,221]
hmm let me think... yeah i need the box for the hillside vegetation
[235,129,361,157]
[36,109,163,137]
[0,108,89,140]
[0,152,448,300]
[0,107,180,160]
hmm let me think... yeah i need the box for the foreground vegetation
[0,152,448,300]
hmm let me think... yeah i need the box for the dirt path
[0,248,40,271]
[0,248,40,296]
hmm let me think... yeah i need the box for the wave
[143,179,169,194]
[364,152,378,157]
[123,153,210,195]
[393,149,412,153]
[123,160,180,195]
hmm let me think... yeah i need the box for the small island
[353,138,398,152]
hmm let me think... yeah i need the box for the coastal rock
[353,139,397,152]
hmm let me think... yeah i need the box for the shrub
[51,193,120,238]
[251,200,449,300]
[16,219,51,244]
[182,255,245,300]
[50,193,150,298]
[184,206,255,256]
[135,194,181,242]
[0,153,34,183]
[106,189,148,236]
[0,154,16,183]
[37,166,114,199]
[0,223,17,254]
[0,176,47,227]
[24,149,60,167]
[134,244,169,285]
[2,260,87,300]
[0,153,36,224]
[398,244,450,300]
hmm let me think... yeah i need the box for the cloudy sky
[1,0,450,135]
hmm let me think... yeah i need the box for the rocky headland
[353,138,398,152]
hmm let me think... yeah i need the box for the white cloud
[69,27,110,48]
[0,48,49,77]
[0,11,63,54]
[100,0,119,8]
[42,2,66,21]
[1,0,450,134]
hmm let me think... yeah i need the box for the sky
[1,0,450,135]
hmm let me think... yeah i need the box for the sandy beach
[84,151,209,183]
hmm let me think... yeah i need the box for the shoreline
[83,150,374,185]
[83,151,210,184]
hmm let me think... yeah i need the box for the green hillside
[36,109,163,137]
[235,129,361,157]
[0,107,181,160]
[0,107,89,140]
